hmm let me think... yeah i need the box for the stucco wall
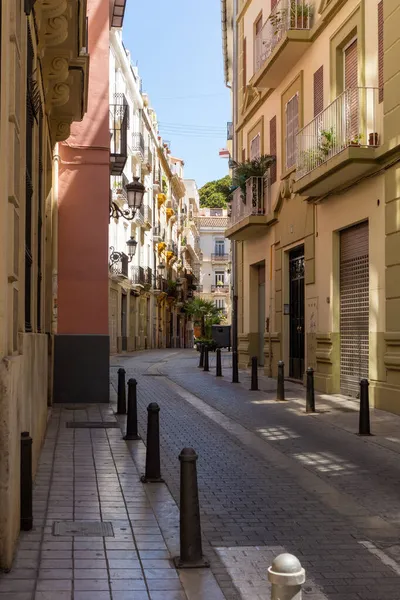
[0,334,48,569]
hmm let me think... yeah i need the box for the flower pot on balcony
[369,132,379,146]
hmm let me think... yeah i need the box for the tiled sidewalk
[0,404,223,600]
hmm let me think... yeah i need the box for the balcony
[144,205,152,229]
[110,94,129,175]
[133,204,145,226]
[111,173,128,201]
[110,253,128,278]
[132,132,145,160]
[144,267,153,286]
[153,225,165,243]
[294,87,382,197]
[225,176,271,241]
[211,253,230,263]
[252,0,313,89]
[211,285,230,294]
[131,266,145,286]
[153,275,168,294]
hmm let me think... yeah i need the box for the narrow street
[2,348,400,599]
[110,349,400,600]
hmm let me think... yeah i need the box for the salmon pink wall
[58,0,110,335]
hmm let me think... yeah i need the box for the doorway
[121,293,127,351]
[258,265,265,366]
[289,246,305,380]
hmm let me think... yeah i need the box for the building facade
[107,28,197,352]
[196,205,232,323]
[223,0,400,413]
[0,0,89,568]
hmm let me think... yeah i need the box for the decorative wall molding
[36,0,89,143]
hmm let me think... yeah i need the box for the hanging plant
[231,154,276,201]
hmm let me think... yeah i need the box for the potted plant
[300,148,324,172]
[268,9,287,36]
[369,132,379,146]
[290,1,313,29]
[231,154,276,202]
[349,133,362,147]
[319,126,336,157]
[216,280,224,287]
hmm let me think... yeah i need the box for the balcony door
[215,271,225,286]
[344,38,358,142]
[215,240,225,256]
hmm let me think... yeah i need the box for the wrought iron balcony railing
[131,265,145,285]
[132,132,145,158]
[228,176,271,229]
[153,275,168,293]
[144,205,152,226]
[296,87,381,180]
[211,285,229,293]
[144,267,153,286]
[211,253,229,262]
[110,94,129,175]
[255,0,314,73]
[153,225,165,241]
[111,173,129,200]
[110,252,128,278]
[133,204,145,226]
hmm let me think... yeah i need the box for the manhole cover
[142,374,165,377]
[53,521,114,537]
[65,421,120,429]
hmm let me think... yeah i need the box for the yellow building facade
[0,0,88,568]
[225,0,400,413]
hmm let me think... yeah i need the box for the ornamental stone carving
[36,0,89,144]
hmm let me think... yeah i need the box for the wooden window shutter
[243,38,247,89]
[378,1,383,103]
[250,134,261,160]
[313,66,323,117]
[270,116,277,183]
[285,94,298,170]
[344,39,358,90]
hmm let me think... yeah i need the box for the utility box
[212,325,231,349]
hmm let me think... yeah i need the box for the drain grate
[53,521,114,537]
[65,421,120,429]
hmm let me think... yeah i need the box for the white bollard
[268,553,305,600]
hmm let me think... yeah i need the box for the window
[378,1,383,103]
[215,299,225,310]
[242,38,247,88]
[250,134,261,160]
[269,116,277,183]
[285,93,299,170]
[215,240,225,255]
[313,66,323,117]
[215,271,225,285]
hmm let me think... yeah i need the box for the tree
[199,175,232,208]
[184,298,223,337]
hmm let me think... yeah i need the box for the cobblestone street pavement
[110,349,400,600]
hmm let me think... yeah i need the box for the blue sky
[123,0,231,188]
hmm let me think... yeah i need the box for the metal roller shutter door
[340,221,369,397]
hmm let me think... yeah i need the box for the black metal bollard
[250,356,259,391]
[124,379,141,441]
[359,379,371,435]
[216,348,223,377]
[174,448,209,569]
[141,403,164,483]
[306,367,315,413]
[117,368,127,415]
[198,344,205,368]
[20,432,33,531]
[203,346,209,372]
[277,360,285,401]
[232,350,239,383]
